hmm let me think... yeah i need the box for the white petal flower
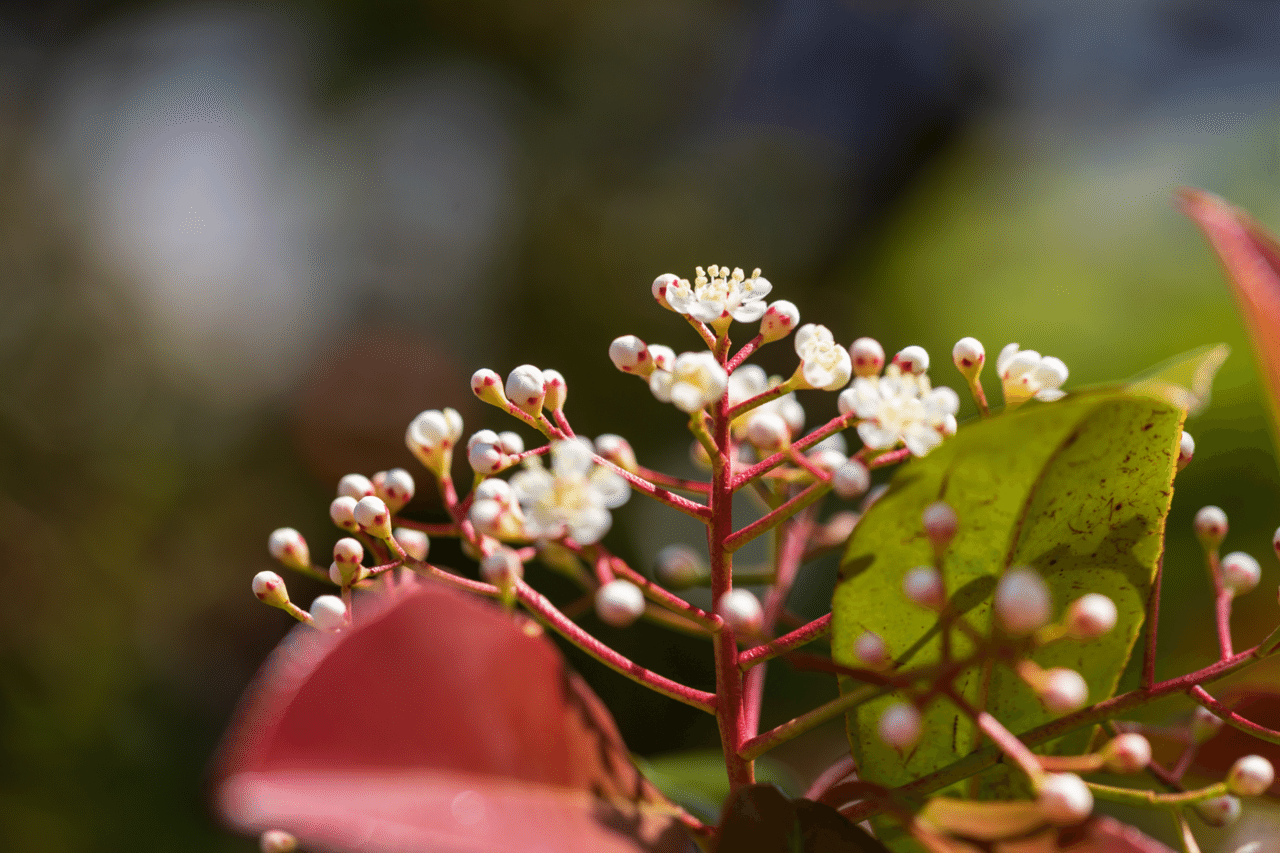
[794,324,853,390]
[998,344,1069,406]
[663,265,772,329]
[650,351,727,413]
[508,438,630,544]
[842,372,958,458]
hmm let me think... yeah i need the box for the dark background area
[4,1,1280,850]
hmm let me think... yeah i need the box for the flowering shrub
[218,193,1280,853]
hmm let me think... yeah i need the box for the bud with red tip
[333,537,364,567]
[480,547,524,590]
[506,365,546,416]
[471,368,509,408]
[952,337,985,378]
[329,496,359,532]
[374,468,415,512]
[595,579,646,628]
[354,495,393,539]
[878,702,921,750]
[252,571,290,608]
[655,544,705,588]
[609,336,653,377]
[759,300,800,343]
[542,369,568,412]
[902,566,946,611]
[853,631,891,670]
[267,527,310,570]
[1065,593,1118,640]
[922,502,958,556]
[259,830,298,853]
[893,345,930,375]
[1178,431,1195,470]
[595,434,638,472]
[1195,794,1241,827]
[1034,667,1089,714]
[717,589,764,636]
[406,407,464,476]
[393,527,429,561]
[1191,705,1224,742]
[849,338,885,378]
[1227,755,1275,797]
[1101,733,1151,773]
[1194,505,1228,548]
[652,273,678,310]
[1222,551,1262,595]
[337,473,376,500]
[832,460,871,499]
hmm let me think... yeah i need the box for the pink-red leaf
[215,582,690,853]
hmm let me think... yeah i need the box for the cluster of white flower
[653,265,773,329]
[838,352,960,458]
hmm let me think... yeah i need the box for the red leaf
[1177,188,1280,431]
[215,582,691,852]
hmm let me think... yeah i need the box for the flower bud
[1065,593,1118,640]
[853,631,891,670]
[1194,505,1228,548]
[406,408,463,474]
[1037,773,1093,825]
[877,702,921,749]
[832,460,871,499]
[717,589,764,636]
[952,337,985,377]
[807,448,848,475]
[595,434,638,472]
[328,560,367,586]
[471,368,509,408]
[354,495,393,539]
[333,537,364,566]
[1178,431,1195,470]
[1227,755,1275,797]
[902,566,946,611]
[1101,733,1151,774]
[267,528,310,570]
[1035,667,1088,714]
[1194,794,1241,827]
[655,544,705,588]
[392,527,429,561]
[1273,525,1280,560]
[745,412,789,451]
[506,365,546,415]
[337,473,376,500]
[376,468,415,513]
[467,432,508,475]
[652,273,678,310]
[922,502,958,556]
[759,300,800,343]
[309,595,346,632]
[609,335,653,377]
[595,579,645,628]
[849,338,885,378]
[252,571,290,608]
[893,345,930,375]
[648,344,676,372]
[480,547,524,588]
[1191,705,1224,743]
[1222,551,1261,595]
[541,369,567,412]
[259,830,298,853]
[329,496,359,532]
[995,567,1052,636]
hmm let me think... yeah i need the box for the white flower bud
[337,473,376,500]
[494,431,523,455]
[252,571,290,608]
[595,434,638,472]
[655,544,705,588]
[849,337,885,378]
[877,702,921,749]
[480,547,524,588]
[329,496,359,532]
[648,344,676,372]
[353,495,392,539]
[1222,551,1261,595]
[1065,593,1118,640]
[832,460,871,499]
[745,411,789,451]
[1178,431,1195,470]
[1194,794,1241,827]
[1227,755,1274,797]
[259,830,298,853]
[1101,733,1151,774]
[922,502,958,555]
[1194,505,1228,547]
[1037,773,1093,825]
[267,528,310,570]
[952,337,985,375]
[902,566,946,611]
[595,579,645,628]
[794,324,852,390]
[652,273,679,310]
[893,346,930,375]
[1036,667,1088,714]
[1191,705,1224,743]
[392,527,429,561]
[376,468,415,512]
[332,537,364,566]
[853,631,891,670]
[467,435,508,475]
[541,369,567,412]
[471,368,509,408]
[995,567,1052,636]
[759,300,800,343]
[807,448,848,475]
[506,365,547,415]
[329,560,367,586]
[309,595,346,632]
[609,335,653,377]
[406,408,463,474]
[1273,525,1280,560]
[717,589,764,635]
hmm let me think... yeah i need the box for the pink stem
[726,335,763,372]
[739,613,832,669]
[592,453,712,521]
[607,556,720,630]
[1143,555,1164,690]
[1188,685,1280,745]
[787,447,832,481]
[1215,589,1235,659]
[634,465,711,494]
[725,382,793,422]
[552,408,575,437]
[804,754,858,801]
[731,413,855,490]
[868,447,912,469]
[723,480,832,553]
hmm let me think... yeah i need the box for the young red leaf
[215,583,691,853]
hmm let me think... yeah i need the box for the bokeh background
[4,1,1280,850]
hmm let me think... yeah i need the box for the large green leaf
[832,392,1183,845]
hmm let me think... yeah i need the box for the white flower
[794,324,852,390]
[997,344,1068,406]
[509,438,630,544]
[650,351,728,413]
[664,265,772,328]
[840,373,959,457]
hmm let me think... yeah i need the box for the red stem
[1143,555,1164,690]
[391,519,463,537]
[726,334,763,372]
[731,413,855,490]
[739,613,832,669]
[867,447,912,470]
[591,453,712,520]
[634,465,711,494]
[606,556,720,630]
[1215,589,1235,659]
[552,408,575,437]
[1188,684,1280,745]
[724,381,793,422]
[723,480,832,552]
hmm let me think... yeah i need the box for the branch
[724,480,832,552]
[731,413,855,490]
[739,613,832,669]
[726,334,763,372]
[1188,684,1280,746]
[592,453,712,521]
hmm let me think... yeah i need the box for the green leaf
[1121,342,1229,417]
[716,785,892,853]
[636,750,800,824]
[832,392,1183,822]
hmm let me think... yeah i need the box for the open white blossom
[794,324,852,390]
[727,364,804,443]
[840,370,959,457]
[650,351,728,413]
[997,344,1068,406]
[509,438,630,544]
[663,265,772,328]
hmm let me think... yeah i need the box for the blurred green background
[3,1,1280,850]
